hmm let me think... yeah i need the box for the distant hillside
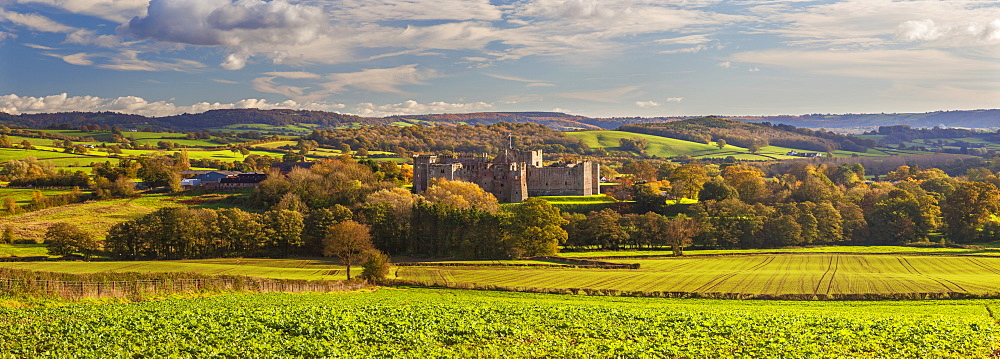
[1,108,995,132]
[618,117,874,152]
[2,109,375,131]
[729,110,1000,129]
[385,112,604,131]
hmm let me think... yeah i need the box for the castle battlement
[413,150,599,203]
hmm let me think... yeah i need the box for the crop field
[0,258,353,280]
[0,288,996,358]
[396,254,1000,297]
[559,245,1000,258]
[0,193,245,241]
[0,244,50,257]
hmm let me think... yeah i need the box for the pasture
[0,258,352,280]
[566,130,924,159]
[396,253,1000,298]
[0,288,995,357]
[0,193,246,242]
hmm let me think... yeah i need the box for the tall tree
[423,178,500,212]
[942,182,1000,243]
[504,198,568,257]
[323,220,374,279]
[663,214,700,256]
[45,222,99,257]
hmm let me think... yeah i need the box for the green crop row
[0,288,996,358]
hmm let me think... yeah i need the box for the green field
[566,130,926,159]
[1,288,995,357]
[0,188,81,206]
[534,194,619,204]
[0,258,353,280]
[559,245,1000,258]
[0,244,50,257]
[0,193,244,242]
[568,131,818,160]
[397,253,1000,297]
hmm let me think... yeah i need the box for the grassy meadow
[0,192,247,242]
[566,130,926,159]
[0,258,354,280]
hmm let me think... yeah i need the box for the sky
[0,0,997,118]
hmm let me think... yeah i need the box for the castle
[413,150,600,203]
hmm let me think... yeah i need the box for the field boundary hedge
[395,256,639,269]
[582,251,1000,260]
[0,270,367,300]
[386,279,1000,301]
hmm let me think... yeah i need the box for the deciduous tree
[322,220,374,279]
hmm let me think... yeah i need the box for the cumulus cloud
[0,31,15,42]
[352,100,493,117]
[666,97,684,102]
[635,101,659,108]
[896,19,942,42]
[0,93,347,117]
[716,61,732,68]
[120,0,328,69]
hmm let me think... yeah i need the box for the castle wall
[413,150,597,203]
[526,162,598,197]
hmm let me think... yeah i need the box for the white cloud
[0,8,75,33]
[330,0,502,22]
[560,86,641,103]
[18,0,151,23]
[655,34,713,45]
[660,44,709,54]
[352,100,493,117]
[485,73,554,87]
[716,61,731,68]
[0,31,14,42]
[321,64,436,94]
[120,0,328,69]
[212,79,240,84]
[755,0,1000,48]
[0,93,347,117]
[96,50,206,71]
[252,76,312,99]
[635,100,660,108]
[731,49,999,81]
[24,43,56,50]
[666,97,684,102]
[55,52,94,66]
[65,29,124,48]
[263,71,321,79]
[896,19,942,42]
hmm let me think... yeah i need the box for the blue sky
[0,0,997,118]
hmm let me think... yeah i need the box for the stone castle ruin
[413,149,600,203]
